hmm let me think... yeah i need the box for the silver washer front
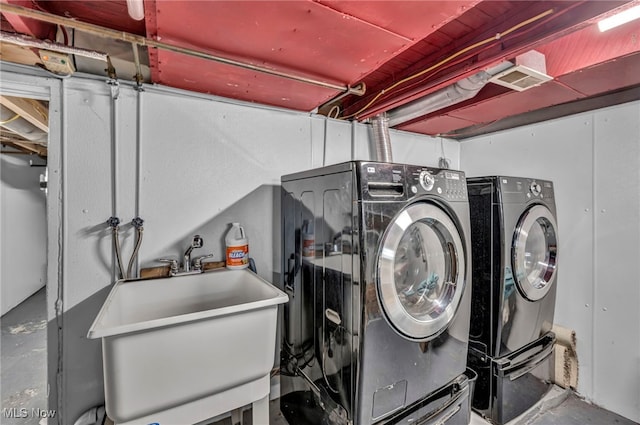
[377,202,466,340]
[512,204,559,301]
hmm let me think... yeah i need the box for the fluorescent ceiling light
[598,4,640,32]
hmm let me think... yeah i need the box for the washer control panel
[409,166,467,201]
[499,177,554,202]
[419,170,435,191]
[529,181,542,196]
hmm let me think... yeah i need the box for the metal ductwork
[386,62,513,128]
[370,113,393,163]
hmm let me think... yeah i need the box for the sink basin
[88,268,288,424]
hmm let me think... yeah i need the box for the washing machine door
[511,204,558,301]
[378,202,466,340]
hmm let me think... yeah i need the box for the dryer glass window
[394,220,457,320]
[524,219,553,283]
[512,205,558,301]
[378,202,466,340]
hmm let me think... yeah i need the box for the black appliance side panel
[467,181,493,353]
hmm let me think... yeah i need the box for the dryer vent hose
[371,113,393,163]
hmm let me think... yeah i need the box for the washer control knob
[419,170,435,191]
[530,181,542,196]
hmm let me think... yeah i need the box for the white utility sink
[88,268,288,425]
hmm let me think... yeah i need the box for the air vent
[489,50,552,91]
[489,65,552,91]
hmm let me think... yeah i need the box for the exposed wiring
[438,137,450,169]
[0,113,20,125]
[322,330,341,394]
[341,8,555,120]
[327,104,341,119]
[60,26,69,46]
[357,11,549,109]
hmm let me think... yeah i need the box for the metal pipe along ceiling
[387,72,491,128]
[0,3,366,97]
[0,31,108,62]
[386,62,514,128]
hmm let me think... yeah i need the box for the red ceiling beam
[397,15,640,134]
[341,0,631,121]
[537,21,640,78]
[0,0,55,39]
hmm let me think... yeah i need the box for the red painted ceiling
[1,0,639,138]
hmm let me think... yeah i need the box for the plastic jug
[225,223,249,269]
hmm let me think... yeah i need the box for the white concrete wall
[0,65,458,424]
[460,101,640,422]
[1,153,47,315]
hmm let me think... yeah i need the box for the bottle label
[302,237,315,258]
[226,244,249,267]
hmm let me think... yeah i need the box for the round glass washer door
[511,204,558,301]
[377,202,466,341]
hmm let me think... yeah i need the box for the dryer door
[378,202,466,341]
[511,204,558,301]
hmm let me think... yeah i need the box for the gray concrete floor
[1,288,48,425]
[519,388,639,425]
[3,291,637,425]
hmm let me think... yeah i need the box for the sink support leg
[252,394,269,425]
[231,407,243,425]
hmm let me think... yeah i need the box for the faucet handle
[158,258,179,275]
[191,235,204,249]
[193,254,214,271]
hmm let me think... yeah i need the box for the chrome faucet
[183,235,203,272]
[158,235,213,276]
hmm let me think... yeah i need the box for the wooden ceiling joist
[1,130,47,157]
[0,95,49,132]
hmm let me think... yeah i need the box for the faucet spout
[183,235,203,272]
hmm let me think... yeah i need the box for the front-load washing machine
[466,176,559,424]
[280,161,473,425]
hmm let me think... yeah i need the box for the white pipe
[0,4,366,96]
[0,31,108,62]
[126,0,145,21]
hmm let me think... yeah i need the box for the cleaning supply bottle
[225,223,249,269]
[302,219,315,259]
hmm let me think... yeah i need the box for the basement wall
[0,63,459,424]
[0,154,47,315]
[460,100,640,423]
